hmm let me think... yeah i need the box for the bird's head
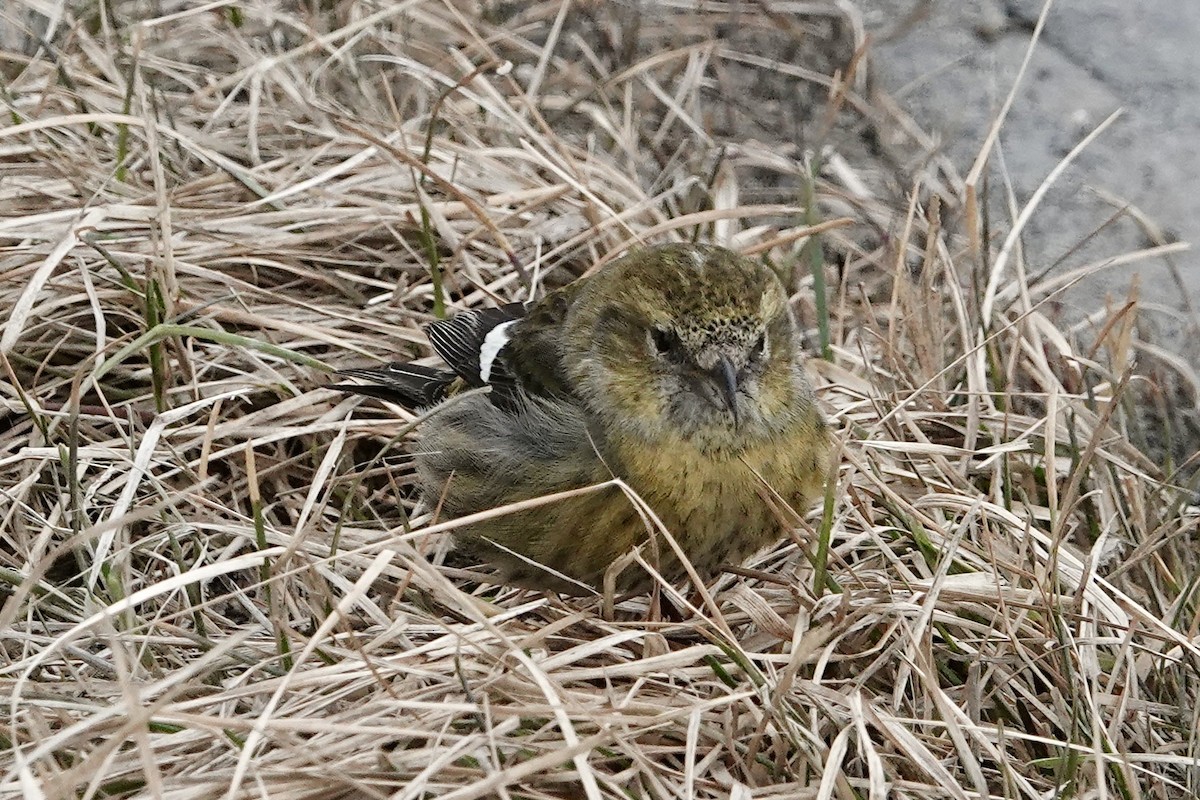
[565,243,816,452]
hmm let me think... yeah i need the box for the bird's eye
[750,332,768,360]
[650,327,676,356]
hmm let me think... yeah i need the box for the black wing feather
[331,362,456,407]
[425,302,526,389]
[334,302,530,410]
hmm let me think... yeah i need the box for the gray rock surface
[863,0,1199,340]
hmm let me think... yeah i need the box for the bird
[334,243,831,593]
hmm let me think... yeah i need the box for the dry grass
[2,2,1199,798]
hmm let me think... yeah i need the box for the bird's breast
[609,422,830,570]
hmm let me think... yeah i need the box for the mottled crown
[594,243,786,350]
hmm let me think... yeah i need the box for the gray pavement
[863,0,1199,341]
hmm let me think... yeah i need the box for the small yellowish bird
[336,243,831,593]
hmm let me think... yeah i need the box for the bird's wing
[428,285,585,408]
[330,362,459,407]
[333,304,526,408]
[501,285,578,401]
[336,282,583,410]
[424,302,526,393]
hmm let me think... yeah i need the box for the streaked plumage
[335,243,831,593]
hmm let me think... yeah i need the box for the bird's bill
[710,355,740,426]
